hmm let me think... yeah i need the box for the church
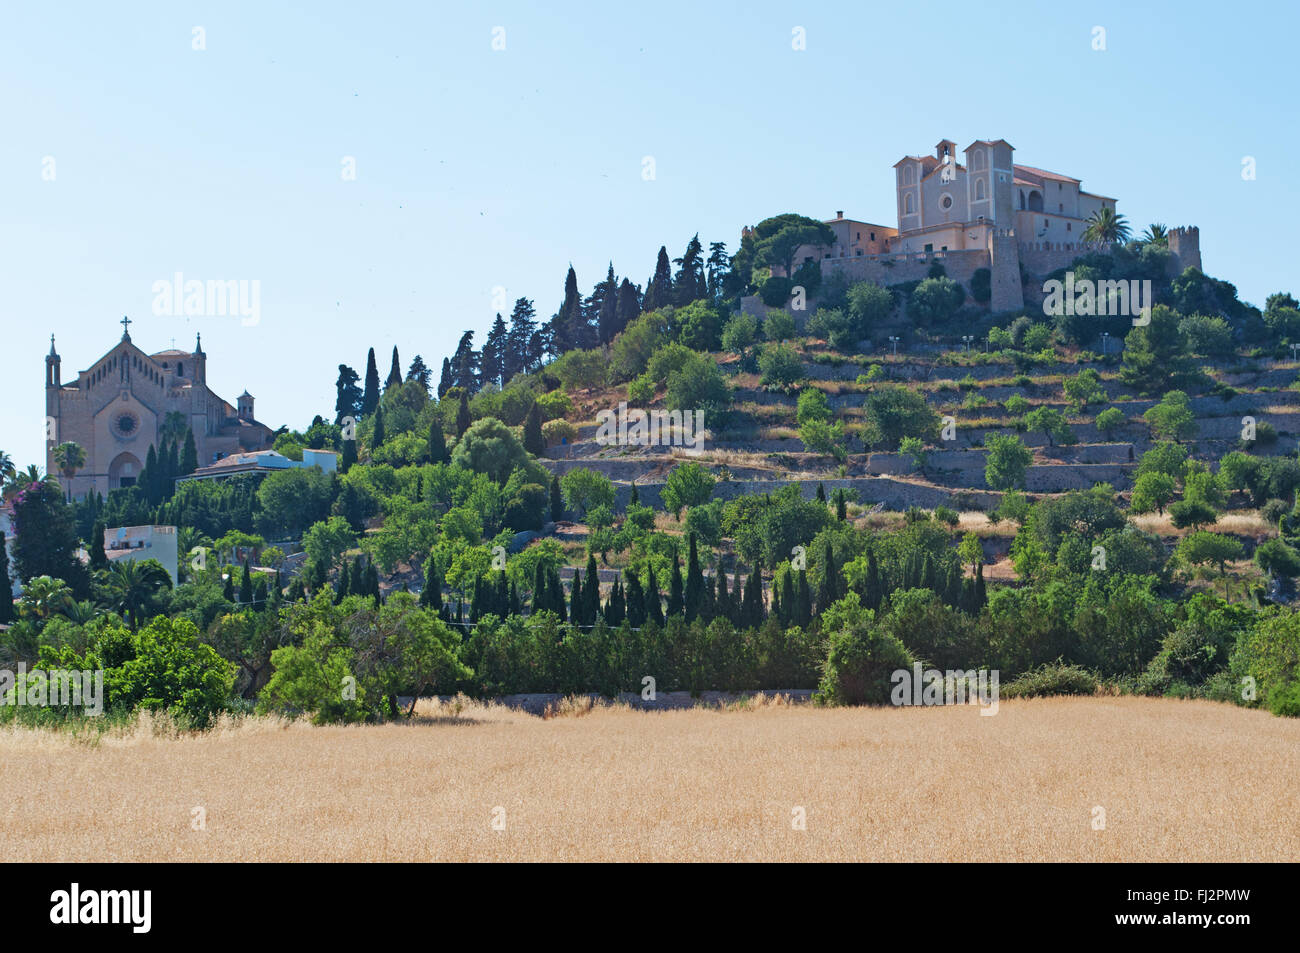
[45,319,276,499]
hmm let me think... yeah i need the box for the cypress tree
[89,521,108,569]
[584,553,600,623]
[469,577,483,623]
[666,549,684,617]
[223,571,235,602]
[334,563,350,603]
[420,562,441,610]
[532,562,549,614]
[509,580,521,617]
[835,491,847,521]
[569,569,584,626]
[550,474,564,523]
[630,482,639,506]
[770,574,781,624]
[779,569,795,625]
[645,564,664,626]
[362,347,381,416]
[549,567,567,622]
[239,559,253,606]
[716,568,731,624]
[341,437,357,472]
[625,570,646,628]
[181,429,199,475]
[371,405,387,453]
[386,346,402,391]
[437,357,454,399]
[367,561,380,603]
[253,575,268,611]
[428,421,449,464]
[864,548,883,611]
[974,564,987,611]
[795,569,812,627]
[816,482,826,504]
[496,570,509,618]
[606,578,625,627]
[684,533,705,622]
[0,541,13,623]
[523,403,545,455]
[816,539,839,612]
[456,391,472,437]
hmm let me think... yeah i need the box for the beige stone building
[45,319,275,499]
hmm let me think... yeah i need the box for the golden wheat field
[2,696,1297,862]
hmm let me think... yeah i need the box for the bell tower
[45,334,61,388]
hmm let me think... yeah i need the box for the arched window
[178,362,184,377]
[903,165,915,185]
[903,192,915,215]
[1027,190,1043,212]
[971,150,985,171]
[1019,190,1026,210]
[975,179,986,201]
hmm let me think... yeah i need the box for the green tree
[662,462,716,519]
[1024,406,1072,447]
[451,418,531,484]
[1095,407,1125,439]
[984,433,1032,491]
[1129,471,1177,515]
[1175,531,1243,598]
[1143,390,1197,442]
[560,468,616,517]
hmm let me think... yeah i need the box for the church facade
[45,320,275,499]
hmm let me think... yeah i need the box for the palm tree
[1140,223,1169,248]
[97,559,173,629]
[0,451,14,486]
[5,465,48,498]
[1082,207,1131,245]
[51,442,86,499]
[160,410,188,447]
[17,575,76,622]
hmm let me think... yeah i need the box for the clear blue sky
[2,0,1295,471]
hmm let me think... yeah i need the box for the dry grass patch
[1,698,1296,862]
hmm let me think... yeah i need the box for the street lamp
[1101,331,1109,356]
[961,334,974,353]
[888,335,900,356]
[1290,343,1300,363]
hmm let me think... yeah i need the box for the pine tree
[645,564,664,626]
[706,241,730,301]
[597,262,620,344]
[550,474,564,522]
[335,364,364,424]
[666,548,684,617]
[428,420,449,464]
[483,313,509,388]
[456,391,472,437]
[361,348,381,416]
[645,246,673,312]
[684,533,705,622]
[614,278,641,335]
[523,403,545,455]
[672,234,705,305]
[437,358,454,399]
[386,346,403,391]
[451,331,480,394]
[406,355,432,393]
[505,297,537,380]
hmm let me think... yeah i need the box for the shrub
[908,277,965,325]
[1268,680,1300,717]
[626,373,655,405]
[816,597,914,706]
[763,310,796,342]
[970,268,992,304]
[1000,662,1099,699]
[759,343,806,390]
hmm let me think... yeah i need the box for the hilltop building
[769,138,1200,314]
[44,319,275,498]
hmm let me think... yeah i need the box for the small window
[975,179,986,201]
[1066,223,1071,232]
[904,193,915,215]
[940,194,953,210]
[856,231,861,240]
[870,232,875,241]
[178,362,184,376]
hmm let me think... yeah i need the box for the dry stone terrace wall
[599,475,1000,512]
